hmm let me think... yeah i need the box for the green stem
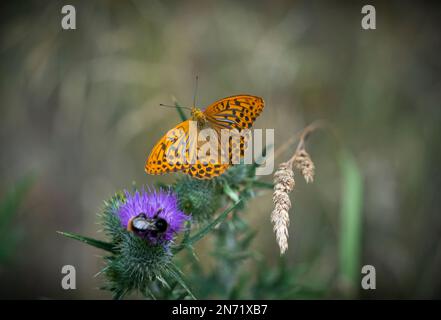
[172,200,242,254]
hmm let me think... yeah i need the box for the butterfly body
[190,107,207,129]
[145,95,264,179]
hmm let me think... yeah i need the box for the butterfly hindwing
[183,130,230,179]
[183,162,229,179]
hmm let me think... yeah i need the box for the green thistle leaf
[165,263,195,300]
[223,183,240,203]
[57,231,116,253]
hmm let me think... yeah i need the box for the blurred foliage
[1,0,441,298]
[0,175,34,263]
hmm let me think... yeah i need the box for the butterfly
[145,95,265,179]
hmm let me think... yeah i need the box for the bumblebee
[127,209,168,237]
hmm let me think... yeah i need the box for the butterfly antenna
[193,75,199,108]
[159,103,192,110]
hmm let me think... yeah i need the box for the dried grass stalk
[271,122,321,255]
[293,149,315,183]
[271,162,295,254]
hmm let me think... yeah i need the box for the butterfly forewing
[205,95,264,131]
[145,120,192,175]
[205,95,264,161]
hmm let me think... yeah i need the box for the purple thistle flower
[118,187,189,244]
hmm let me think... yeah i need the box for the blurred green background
[1,0,440,299]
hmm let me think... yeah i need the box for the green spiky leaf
[57,231,117,253]
[223,183,240,203]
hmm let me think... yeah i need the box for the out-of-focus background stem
[338,151,363,297]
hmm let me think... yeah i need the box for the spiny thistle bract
[174,177,222,221]
[99,188,190,299]
[219,163,257,188]
[173,164,258,221]
[103,232,173,299]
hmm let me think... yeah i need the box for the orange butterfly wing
[145,120,229,179]
[145,95,264,180]
[182,161,229,180]
[204,95,264,131]
[145,120,192,175]
[204,95,265,163]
